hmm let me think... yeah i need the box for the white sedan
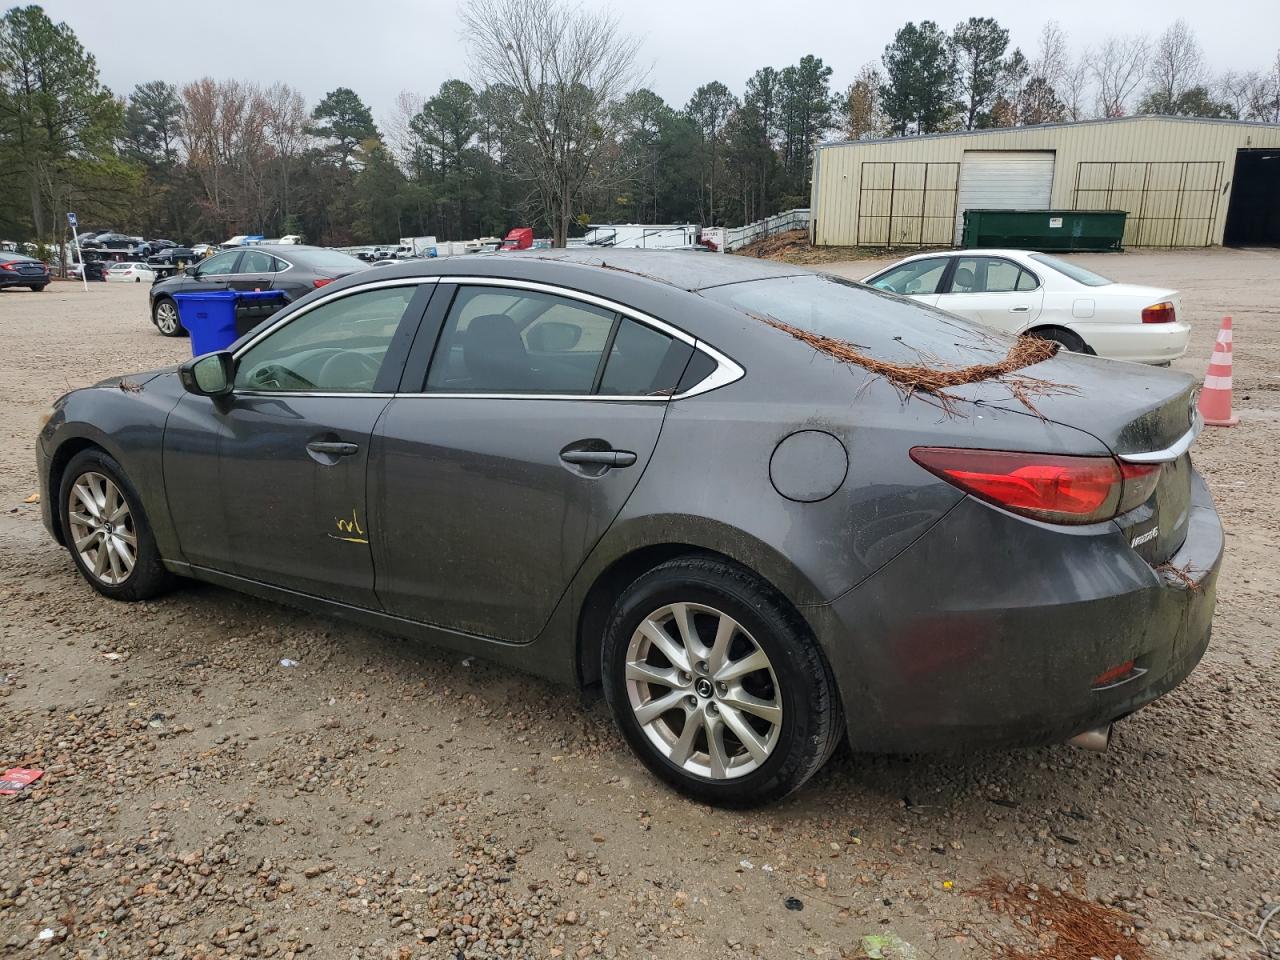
[104,262,156,283]
[862,250,1189,364]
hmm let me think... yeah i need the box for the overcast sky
[35,0,1280,124]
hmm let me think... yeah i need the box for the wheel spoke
[719,705,772,764]
[714,648,770,683]
[707,615,736,673]
[633,688,687,726]
[74,529,100,552]
[719,688,782,725]
[92,542,108,577]
[114,537,136,573]
[668,710,703,766]
[115,528,137,548]
[74,485,102,520]
[670,603,707,661]
[626,660,683,689]
[69,510,96,529]
[638,618,690,673]
[106,539,124,582]
[705,716,730,778]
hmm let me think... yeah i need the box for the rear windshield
[294,249,366,272]
[1029,253,1112,287]
[700,273,1004,364]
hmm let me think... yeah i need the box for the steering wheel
[316,351,380,390]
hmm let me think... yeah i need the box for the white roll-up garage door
[955,151,1055,243]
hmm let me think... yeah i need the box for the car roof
[376,249,811,293]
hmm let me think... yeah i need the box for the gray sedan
[36,251,1222,806]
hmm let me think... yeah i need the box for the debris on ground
[759,314,1073,416]
[733,229,894,264]
[860,932,918,959]
[0,767,44,795]
[784,896,804,911]
[278,658,299,668]
[22,493,38,504]
[975,877,1148,960]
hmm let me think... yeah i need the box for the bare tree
[1216,71,1252,119]
[385,90,426,170]
[1061,56,1092,121]
[1245,51,1280,122]
[262,82,307,231]
[1092,35,1150,117]
[461,0,640,246]
[180,78,272,235]
[842,63,886,140]
[1146,19,1205,106]
[1032,21,1070,91]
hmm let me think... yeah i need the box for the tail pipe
[1066,724,1112,752]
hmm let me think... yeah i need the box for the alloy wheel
[154,300,178,334]
[67,472,137,586]
[624,602,782,779]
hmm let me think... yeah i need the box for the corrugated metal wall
[809,117,1280,248]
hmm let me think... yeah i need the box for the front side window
[197,252,240,277]
[234,285,417,392]
[867,257,949,295]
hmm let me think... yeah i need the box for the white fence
[722,208,810,251]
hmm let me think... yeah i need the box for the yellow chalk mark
[329,508,368,544]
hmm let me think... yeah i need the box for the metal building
[808,116,1280,249]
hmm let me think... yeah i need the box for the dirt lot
[1,250,1278,960]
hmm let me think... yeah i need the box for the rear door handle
[1010,305,1031,313]
[306,440,359,457]
[561,449,637,467]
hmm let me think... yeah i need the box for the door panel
[935,256,1043,332]
[163,394,233,570]
[228,247,278,291]
[215,395,389,605]
[371,398,666,641]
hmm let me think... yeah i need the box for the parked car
[85,232,143,251]
[0,252,50,291]
[147,247,200,271]
[68,261,108,282]
[862,250,1189,364]
[38,252,1220,805]
[105,262,156,283]
[148,244,367,336]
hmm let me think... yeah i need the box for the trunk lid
[957,350,1199,564]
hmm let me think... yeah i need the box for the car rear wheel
[602,557,842,806]
[152,296,186,337]
[1028,326,1091,354]
[58,449,174,601]
[30,284,47,292]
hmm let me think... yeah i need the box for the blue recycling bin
[173,291,238,355]
[174,290,287,355]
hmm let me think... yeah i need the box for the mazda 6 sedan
[863,249,1190,364]
[37,251,1222,806]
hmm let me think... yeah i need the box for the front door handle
[306,440,359,457]
[1009,305,1031,313]
[561,449,637,468]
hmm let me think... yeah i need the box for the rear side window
[949,257,1036,294]
[426,285,688,397]
[238,249,276,273]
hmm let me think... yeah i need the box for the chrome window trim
[228,274,745,401]
[1117,412,1204,464]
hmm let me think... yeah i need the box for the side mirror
[184,265,198,277]
[179,352,235,397]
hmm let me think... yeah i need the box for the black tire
[601,557,843,807]
[152,296,187,337]
[1027,326,1091,354]
[58,448,175,601]
[30,284,47,292]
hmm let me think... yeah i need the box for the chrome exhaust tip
[1066,725,1112,752]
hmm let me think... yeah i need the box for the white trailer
[572,224,699,249]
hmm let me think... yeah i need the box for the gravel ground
[1,250,1278,960]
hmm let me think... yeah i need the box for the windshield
[700,273,1007,365]
[1029,253,1112,287]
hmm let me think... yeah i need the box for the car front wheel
[152,296,186,337]
[602,557,843,806]
[58,449,174,601]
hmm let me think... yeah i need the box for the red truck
[499,227,533,250]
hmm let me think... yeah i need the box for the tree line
[2,1,1278,256]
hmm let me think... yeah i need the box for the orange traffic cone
[1198,316,1238,427]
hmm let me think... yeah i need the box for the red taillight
[1141,301,1176,324]
[0,261,16,269]
[1117,461,1161,513]
[1092,659,1138,688]
[313,277,334,288]
[910,447,1135,524]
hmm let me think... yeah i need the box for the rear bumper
[0,273,48,287]
[812,468,1222,752]
[1070,321,1190,364]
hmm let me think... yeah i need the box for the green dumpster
[961,209,1127,252]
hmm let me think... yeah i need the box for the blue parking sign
[67,212,77,227]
